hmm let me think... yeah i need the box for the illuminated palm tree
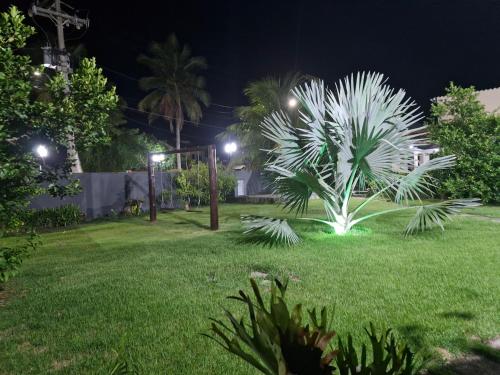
[138,34,209,170]
[243,72,480,245]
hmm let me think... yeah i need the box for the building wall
[233,170,271,196]
[476,87,500,114]
[30,172,179,220]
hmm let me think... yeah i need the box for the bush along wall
[27,204,85,229]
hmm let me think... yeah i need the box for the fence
[30,172,179,220]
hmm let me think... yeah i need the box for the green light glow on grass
[321,225,371,236]
[304,224,372,242]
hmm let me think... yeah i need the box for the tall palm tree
[218,72,309,169]
[138,34,210,170]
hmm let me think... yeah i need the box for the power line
[100,65,237,110]
[123,115,212,142]
[123,106,228,130]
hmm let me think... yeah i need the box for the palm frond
[241,215,300,246]
[325,72,423,188]
[405,198,481,236]
[261,111,305,171]
[292,80,331,166]
[395,155,456,202]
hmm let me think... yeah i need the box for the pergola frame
[147,144,218,230]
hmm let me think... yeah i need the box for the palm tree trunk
[175,122,181,170]
[175,100,184,170]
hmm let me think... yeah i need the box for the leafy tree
[137,34,210,170]
[0,6,117,283]
[218,72,308,169]
[81,127,172,172]
[428,83,499,203]
[80,99,172,172]
[241,73,480,245]
[39,57,118,170]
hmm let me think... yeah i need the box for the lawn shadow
[397,324,429,353]
[236,233,282,248]
[427,353,500,375]
[167,213,210,230]
[439,311,475,321]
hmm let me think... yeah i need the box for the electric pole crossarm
[29,5,89,29]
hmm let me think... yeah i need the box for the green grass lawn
[1,200,499,374]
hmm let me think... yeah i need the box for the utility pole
[29,1,90,173]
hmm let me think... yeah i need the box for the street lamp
[151,153,166,163]
[35,144,48,170]
[36,144,48,158]
[224,142,237,164]
[288,97,298,108]
[224,142,237,155]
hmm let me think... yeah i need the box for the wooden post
[147,153,157,222]
[208,144,219,230]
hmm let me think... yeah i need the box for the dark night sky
[5,0,500,147]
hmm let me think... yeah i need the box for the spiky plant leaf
[405,198,481,235]
[261,111,305,171]
[206,279,337,375]
[292,80,330,166]
[241,215,300,246]
[325,72,423,190]
[395,155,456,203]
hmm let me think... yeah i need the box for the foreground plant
[242,73,479,243]
[206,278,337,375]
[336,324,421,375]
[206,279,422,375]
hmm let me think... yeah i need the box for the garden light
[151,153,166,162]
[33,70,42,77]
[36,144,49,158]
[224,142,237,155]
[288,97,298,108]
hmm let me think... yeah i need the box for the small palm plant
[242,72,479,243]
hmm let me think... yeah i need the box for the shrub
[122,199,143,216]
[28,204,84,229]
[175,162,236,209]
[206,278,422,375]
[428,83,500,203]
[0,233,38,284]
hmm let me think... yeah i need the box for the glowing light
[33,70,42,77]
[224,142,237,154]
[151,153,165,162]
[36,144,48,158]
[288,97,298,108]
